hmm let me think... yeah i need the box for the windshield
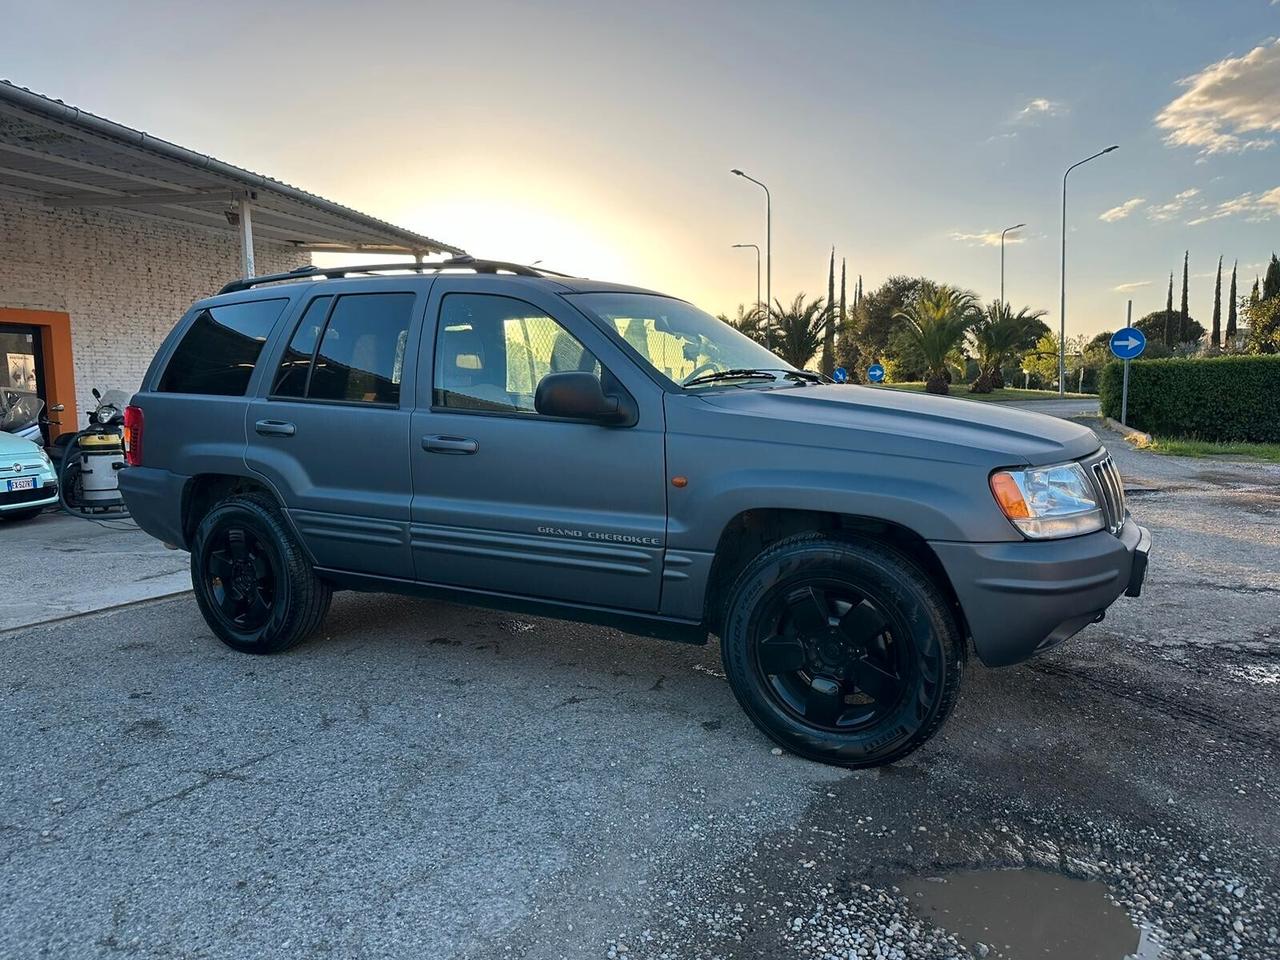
[569,292,792,387]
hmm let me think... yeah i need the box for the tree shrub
[1099,354,1280,442]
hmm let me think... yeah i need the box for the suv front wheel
[190,493,331,654]
[720,533,964,768]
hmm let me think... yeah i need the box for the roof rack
[218,255,571,295]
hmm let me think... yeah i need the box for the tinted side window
[158,299,288,395]
[433,293,599,414]
[307,293,415,405]
[271,296,332,398]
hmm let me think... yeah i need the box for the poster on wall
[7,353,37,391]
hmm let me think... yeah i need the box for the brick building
[0,80,460,435]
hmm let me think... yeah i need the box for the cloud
[949,229,1028,248]
[1155,39,1280,155]
[1187,185,1280,225]
[1147,188,1200,221]
[1014,97,1066,123]
[1099,197,1146,222]
[1113,280,1153,293]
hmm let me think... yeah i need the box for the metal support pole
[1059,146,1119,396]
[731,170,771,351]
[238,196,255,278]
[732,243,762,339]
[1121,300,1132,426]
[1000,223,1023,307]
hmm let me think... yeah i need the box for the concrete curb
[1104,417,1153,445]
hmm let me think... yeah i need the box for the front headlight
[96,404,119,425]
[990,460,1104,539]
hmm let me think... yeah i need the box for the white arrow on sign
[1115,336,1140,350]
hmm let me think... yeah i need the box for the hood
[0,430,48,466]
[692,384,1100,467]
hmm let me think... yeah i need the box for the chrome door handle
[255,419,296,437]
[423,435,478,455]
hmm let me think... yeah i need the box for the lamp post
[731,243,762,337]
[731,169,771,349]
[1000,223,1024,307]
[1058,145,1119,395]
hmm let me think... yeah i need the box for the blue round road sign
[1110,327,1146,360]
[833,366,848,383]
[867,363,886,383]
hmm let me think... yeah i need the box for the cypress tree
[1179,250,1190,343]
[1264,253,1280,301]
[1226,260,1238,346]
[1210,256,1222,349]
[1165,273,1175,346]
[839,258,847,335]
[822,247,836,375]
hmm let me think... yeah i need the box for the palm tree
[768,294,828,369]
[893,286,980,395]
[968,301,1049,393]
[719,303,767,345]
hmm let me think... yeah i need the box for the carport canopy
[0,79,463,274]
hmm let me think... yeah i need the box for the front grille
[1090,455,1126,535]
[1,483,57,507]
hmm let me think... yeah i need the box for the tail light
[123,405,144,466]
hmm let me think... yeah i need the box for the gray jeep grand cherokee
[120,258,1150,768]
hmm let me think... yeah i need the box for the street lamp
[1058,145,1119,395]
[731,243,761,335]
[1000,223,1024,307]
[731,169,771,349]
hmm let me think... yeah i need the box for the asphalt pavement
[2,416,1277,960]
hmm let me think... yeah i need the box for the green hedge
[1099,354,1280,442]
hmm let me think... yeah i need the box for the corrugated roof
[0,79,463,256]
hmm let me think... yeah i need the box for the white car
[0,430,58,522]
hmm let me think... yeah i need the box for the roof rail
[217,256,565,295]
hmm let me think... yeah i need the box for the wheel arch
[702,508,969,642]
[181,473,286,549]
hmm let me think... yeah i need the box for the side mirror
[92,388,101,401]
[535,372,635,426]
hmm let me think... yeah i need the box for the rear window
[271,293,415,405]
[157,299,288,396]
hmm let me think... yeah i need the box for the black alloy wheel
[203,525,277,632]
[719,533,964,768]
[754,580,911,732]
[190,493,331,654]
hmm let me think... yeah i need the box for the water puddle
[897,868,1163,959]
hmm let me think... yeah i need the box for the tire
[1,507,45,523]
[190,492,331,654]
[720,533,964,768]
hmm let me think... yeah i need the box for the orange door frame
[0,307,78,439]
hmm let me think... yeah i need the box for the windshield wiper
[780,370,826,384]
[683,368,779,387]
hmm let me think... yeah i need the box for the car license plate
[7,476,35,492]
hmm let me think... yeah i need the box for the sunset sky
[4,0,1279,338]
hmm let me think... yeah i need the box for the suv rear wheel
[720,533,963,768]
[190,493,331,654]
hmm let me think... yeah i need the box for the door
[0,323,45,440]
[410,279,667,611]
[246,284,425,578]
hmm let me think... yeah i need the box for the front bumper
[0,477,58,513]
[930,519,1151,667]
